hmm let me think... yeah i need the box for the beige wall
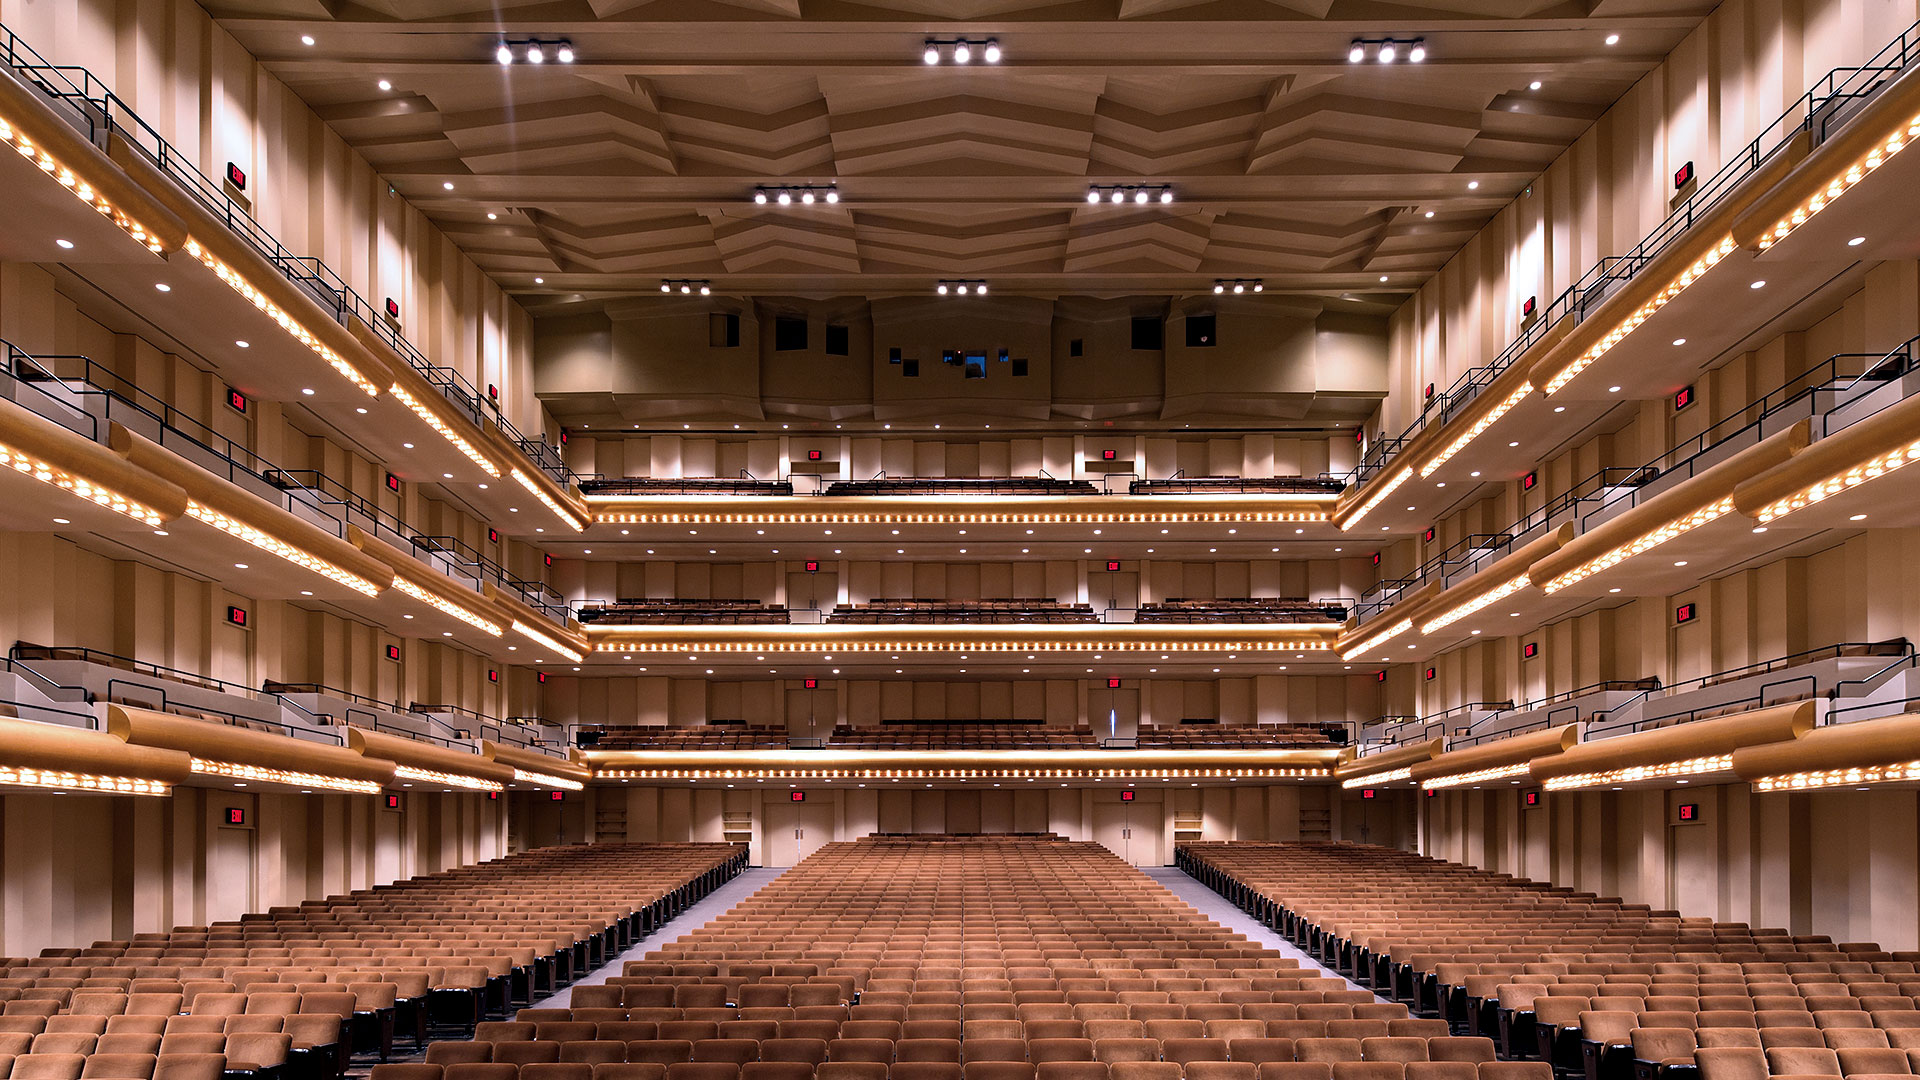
[0,786,506,957]
[1421,782,1920,953]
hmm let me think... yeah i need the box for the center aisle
[532,866,790,1007]
[1140,866,1381,999]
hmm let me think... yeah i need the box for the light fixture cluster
[1420,761,1530,789]
[495,38,575,65]
[0,765,170,796]
[1340,766,1413,789]
[1339,467,1410,531]
[1348,38,1426,63]
[1088,185,1174,205]
[1419,381,1535,477]
[186,500,385,596]
[1754,439,1920,524]
[754,185,838,206]
[1340,617,1414,661]
[0,442,168,526]
[515,619,587,662]
[1752,761,1920,792]
[1757,112,1920,250]
[595,766,1330,781]
[394,763,503,792]
[512,767,585,791]
[936,280,988,296]
[388,383,502,478]
[1541,234,1735,395]
[0,117,167,254]
[1540,496,1733,593]
[593,638,1331,655]
[587,507,1331,525]
[393,577,504,636]
[183,240,381,397]
[923,38,1001,64]
[190,758,381,795]
[661,279,712,295]
[511,468,590,532]
[1420,573,1531,634]
[1213,279,1264,294]
[1543,755,1734,791]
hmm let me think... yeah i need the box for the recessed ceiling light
[301,387,314,395]
[535,277,544,283]
[1529,80,1542,90]
[1605,33,1620,45]
[355,407,367,414]
[1752,526,1768,534]
[1673,560,1688,567]
[402,442,414,449]
[235,340,249,348]
[1467,181,1479,190]
[234,563,249,569]
[1608,385,1621,393]
[52,517,69,525]
[301,34,315,45]
[1750,280,1766,289]
[154,283,170,292]
[1672,338,1687,346]
[300,590,312,596]
[1509,441,1520,447]
[377,79,392,91]
[1848,236,1867,246]
[54,239,73,250]
[1609,587,1622,593]
[1850,513,1867,521]
[442,182,454,190]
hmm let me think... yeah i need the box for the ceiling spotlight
[1349,40,1366,62]
[801,190,815,204]
[754,188,768,204]
[301,34,315,45]
[777,189,791,205]
[1408,39,1426,62]
[1088,188,1102,204]
[1159,186,1173,203]
[924,42,940,64]
[1213,278,1263,294]
[378,79,392,91]
[975,282,987,295]
[496,42,514,64]
[1213,283,1225,294]
[661,283,671,293]
[1529,80,1542,90]
[954,41,971,63]
[937,283,949,295]
[1134,187,1149,203]
[825,187,839,203]
[699,284,711,295]
[680,283,691,294]
[556,41,575,63]
[956,284,969,295]
[984,39,1001,62]
[1110,189,1125,203]
[1605,33,1621,45]
[936,279,986,296]
[1378,41,1396,62]
[1232,282,1245,293]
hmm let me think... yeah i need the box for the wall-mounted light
[1212,279,1263,294]
[1348,38,1425,63]
[936,279,988,296]
[495,38,575,65]
[923,38,1001,65]
[754,184,838,206]
[660,279,713,296]
[1088,184,1174,205]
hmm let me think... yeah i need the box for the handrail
[1338,18,1920,489]
[1577,640,1914,734]
[102,677,343,745]
[0,21,579,487]
[1597,674,1820,737]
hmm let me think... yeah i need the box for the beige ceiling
[206,0,1716,312]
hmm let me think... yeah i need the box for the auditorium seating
[823,479,1098,497]
[825,725,1100,751]
[578,479,796,497]
[576,601,791,626]
[1178,843,1920,1080]
[1134,601,1347,626]
[579,728,795,752]
[1132,727,1338,750]
[1127,479,1345,496]
[0,845,746,1080]
[384,837,1520,1080]
[829,601,1097,625]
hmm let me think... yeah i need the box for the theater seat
[150,1056,226,1080]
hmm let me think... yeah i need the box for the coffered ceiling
[205,0,1717,312]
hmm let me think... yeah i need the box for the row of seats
[367,1060,1550,1080]
[577,480,796,497]
[828,601,1097,625]
[579,729,796,751]
[1127,479,1344,496]
[576,602,790,626]
[1134,601,1346,625]
[822,480,1099,497]
[825,727,1100,751]
[1132,728,1337,750]
[1175,844,1920,1080]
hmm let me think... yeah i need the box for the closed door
[763,798,836,865]
[1092,799,1165,866]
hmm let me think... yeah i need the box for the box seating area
[578,480,796,497]
[1177,843,1920,1080]
[1134,602,1347,626]
[829,601,1097,625]
[576,602,791,626]
[0,845,745,1080]
[581,728,795,751]
[1127,479,1346,496]
[826,725,1100,751]
[1132,727,1337,750]
[823,479,1099,497]
[376,837,1546,1080]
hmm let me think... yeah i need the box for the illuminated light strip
[512,468,587,532]
[1540,497,1734,594]
[1419,383,1534,478]
[1541,235,1737,396]
[181,240,380,397]
[394,763,504,792]
[594,767,1334,781]
[515,620,586,663]
[1419,761,1531,789]
[590,640,1334,655]
[1338,469,1409,532]
[1420,574,1530,635]
[191,757,381,795]
[590,509,1332,526]
[1542,754,1734,791]
[388,384,500,478]
[1752,761,1920,792]
[0,118,166,254]
[1341,766,1413,789]
[393,577,504,636]
[187,500,384,596]
[1758,114,1920,250]
[1340,618,1413,661]
[0,443,168,525]
[0,765,170,796]
[1755,439,1920,524]
[512,766,585,791]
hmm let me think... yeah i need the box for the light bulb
[1159,187,1173,203]
[954,42,971,63]
[680,284,691,294]
[984,40,1001,62]
[1378,41,1396,62]
[777,190,791,205]
[937,284,949,295]
[496,43,513,65]
[1134,188,1149,203]
[700,284,711,295]
[1252,282,1263,292]
[975,283,987,295]
[1349,41,1365,63]
[526,43,544,63]
[801,190,815,204]
[957,284,969,295]
[1088,188,1102,204]
[661,283,671,293]
[754,189,767,204]
[1408,40,1426,62]
[925,44,940,64]
[557,42,575,63]
[1111,190,1124,203]
[1213,283,1225,294]
[1233,282,1245,293]
[825,188,839,203]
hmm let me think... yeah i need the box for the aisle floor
[1142,866,1379,998]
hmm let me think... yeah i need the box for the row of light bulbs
[936,280,988,296]
[754,185,838,205]
[1088,185,1174,205]
[923,38,1001,64]
[661,279,712,295]
[1348,38,1426,63]
[1213,279,1264,294]
[495,38,575,65]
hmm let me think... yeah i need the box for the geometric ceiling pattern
[208,0,1716,310]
